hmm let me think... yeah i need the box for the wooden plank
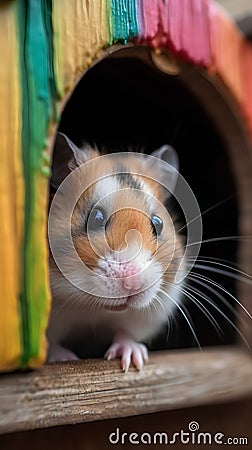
[1,398,251,450]
[0,347,252,434]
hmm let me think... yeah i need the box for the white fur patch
[93,176,119,205]
[95,245,163,302]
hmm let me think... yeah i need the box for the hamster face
[63,155,184,312]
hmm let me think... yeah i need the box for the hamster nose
[122,270,144,291]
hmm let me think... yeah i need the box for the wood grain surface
[1,398,251,450]
[0,347,252,434]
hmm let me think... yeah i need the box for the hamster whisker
[176,194,235,234]
[186,256,248,272]
[165,282,224,338]
[183,281,251,349]
[152,295,165,316]
[153,294,175,342]
[162,278,251,348]
[183,282,235,331]
[189,262,252,284]
[88,295,100,313]
[149,239,182,262]
[159,288,202,350]
[181,255,239,267]
[53,300,72,315]
[53,293,85,315]
[185,235,252,248]
[184,275,241,325]
[192,277,251,339]
[187,272,252,321]
[185,275,250,332]
[172,253,252,281]
[158,239,177,250]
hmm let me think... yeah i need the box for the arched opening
[52,46,252,355]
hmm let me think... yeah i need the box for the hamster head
[49,133,184,313]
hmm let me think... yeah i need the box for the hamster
[47,133,185,371]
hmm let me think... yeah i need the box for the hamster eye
[87,208,106,232]
[151,215,163,237]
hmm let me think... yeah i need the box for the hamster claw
[104,338,148,372]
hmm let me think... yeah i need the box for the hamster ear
[150,145,179,196]
[51,132,99,189]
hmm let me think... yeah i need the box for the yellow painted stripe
[52,0,109,99]
[27,173,51,368]
[0,2,23,371]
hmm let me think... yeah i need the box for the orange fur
[106,208,156,254]
[69,154,179,274]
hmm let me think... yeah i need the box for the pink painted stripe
[166,0,211,66]
[191,0,211,66]
[142,0,160,44]
[139,0,211,66]
[159,0,170,46]
[167,0,182,53]
[180,0,193,61]
[136,0,144,39]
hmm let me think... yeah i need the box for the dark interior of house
[56,53,238,353]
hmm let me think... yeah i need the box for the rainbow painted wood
[0,0,252,371]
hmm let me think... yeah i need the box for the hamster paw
[47,344,79,363]
[104,334,148,372]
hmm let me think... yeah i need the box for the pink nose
[122,268,143,291]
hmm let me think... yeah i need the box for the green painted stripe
[110,0,138,43]
[18,0,30,367]
[18,0,57,367]
[127,0,138,37]
[42,0,58,123]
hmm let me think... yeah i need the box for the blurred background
[218,0,251,19]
